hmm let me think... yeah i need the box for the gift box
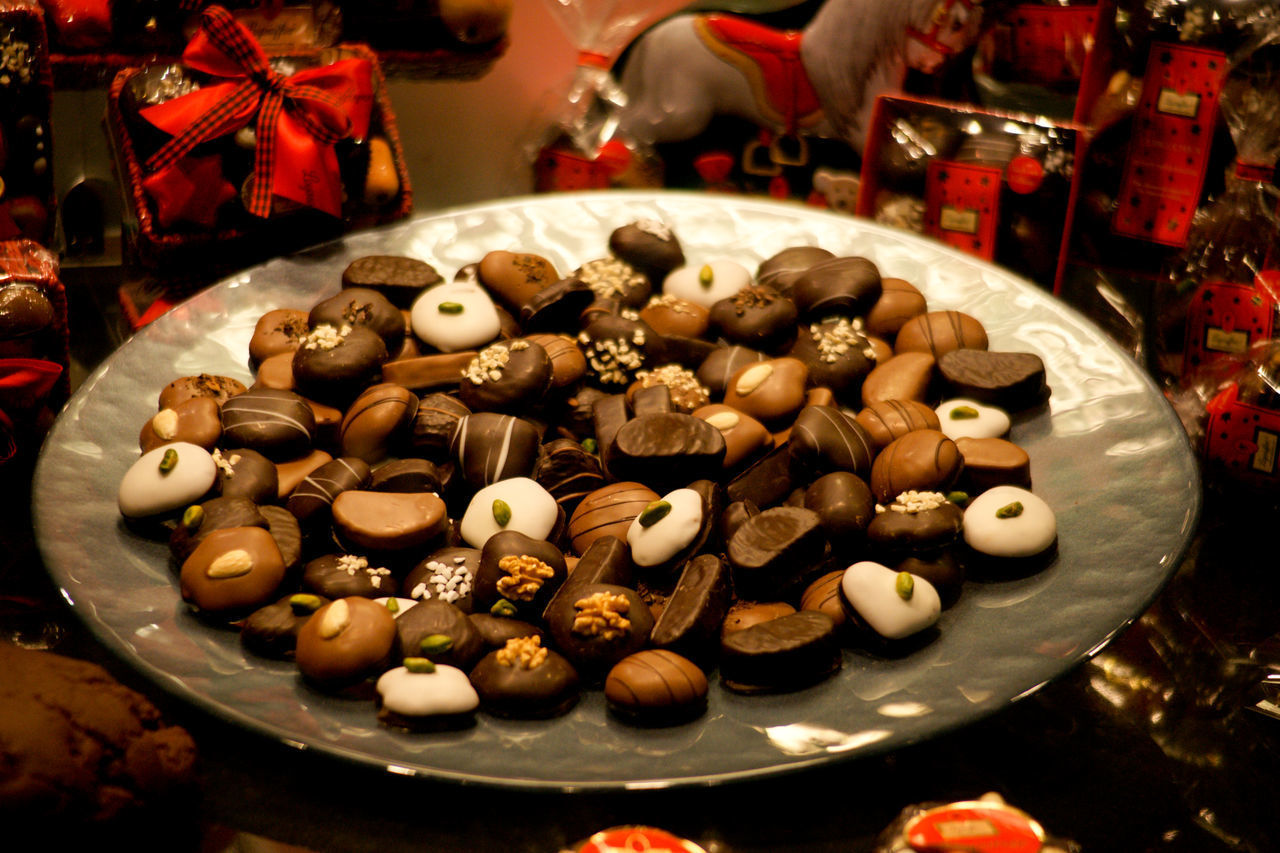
[106,5,411,271]
[856,94,1086,292]
[0,238,67,469]
[0,0,55,247]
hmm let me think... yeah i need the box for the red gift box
[0,238,68,467]
[106,6,411,271]
[856,93,1086,293]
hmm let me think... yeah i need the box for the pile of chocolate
[115,217,1056,729]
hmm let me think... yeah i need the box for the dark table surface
[6,266,1280,853]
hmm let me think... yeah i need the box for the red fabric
[0,358,63,464]
[140,5,373,218]
[698,14,821,132]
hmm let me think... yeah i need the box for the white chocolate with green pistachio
[458,477,558,548]
[963,485,1056,559]
[118,442,217,518]
[410,281,501,352]
[376,663,479,717]
[662,259,751,308]
[841,560,941,640]
[625,488,704,567]
[935,398,1011,440]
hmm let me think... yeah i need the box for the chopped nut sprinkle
[463,342,513,385]
[496,554,555,601]
[634,363,710,411]
[496,635,549,669]
[572,591,632,640]
[579,257,646,300]
[301,323,351,351]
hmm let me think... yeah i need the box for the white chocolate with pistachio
[118,442,217,518]
[936,398,1011,440]
[376,663,479,717]
[963,485,1056,558]
[458,477,558,548]
[841,561,941,640]
[410,281,501,352]
[663,259,751,308]
[625,488,703,567]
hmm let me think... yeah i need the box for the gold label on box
[1205,326,1249,354]
[1252,429,1278,474]
[1157,88,1200,118]
[939,206,979,234]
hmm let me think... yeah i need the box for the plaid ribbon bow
[142,5,373,218]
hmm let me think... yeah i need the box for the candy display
[105,5,411,269]
[103,210,1066,728]
[857,94,1084,291]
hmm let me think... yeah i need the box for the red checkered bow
[141,4,373,218]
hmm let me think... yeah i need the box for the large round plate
[34,191,1199,790]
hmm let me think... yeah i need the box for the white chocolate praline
[376,663,479,717]
[663,259,751,309]
[118,442,218,518]
[963,485,1056,559]
[458,477,558,548]
[625,488,703,567]
[410,281,501,352]
[841,561,941,640]
[936,398,1011,440]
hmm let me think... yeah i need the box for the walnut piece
[496,554,555,602]
[496,635,548,669]
[572,591,632,640]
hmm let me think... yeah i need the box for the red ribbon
[0,358,63,467]
[141,5,373,218]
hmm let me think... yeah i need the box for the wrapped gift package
[0,238,67,468]
[105,6,411,271]
[0,0,55,247]
[856,94,1086,292]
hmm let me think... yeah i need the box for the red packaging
[105,6,411,272]
[0,239,68,468]
[857,94,1086,292]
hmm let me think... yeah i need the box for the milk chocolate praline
[894,310,987,359]
[179,526,288,618]
[248,309,309,366]
[295,597,398,689]
[568,482,661,555]
[159,373,247,410]
[869,430,964,504]
[865,277,927,338]
[604,649,708,725]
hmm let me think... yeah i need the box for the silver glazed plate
[34,191,1200,789]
